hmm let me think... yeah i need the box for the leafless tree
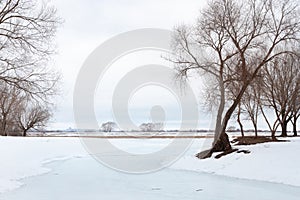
[101,121,117,132]
[236,102,245,137]
[0,0,60,136]
[170,0,300,158]
[290,55,300,136]
[139,122,163,132]
[0,84,22,135]
[291,94,300,136]
[0,0,61,101]
[261,54,300,137]
[15,100,51,137]
[242,81,262,137]
[0,84,53,136]
[260,105,280,139]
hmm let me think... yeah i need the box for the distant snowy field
[38,131,272,137]
[0,136,300,199]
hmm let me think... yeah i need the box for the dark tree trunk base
[196,132,232,159]
[280,133,288,137]
[211,132,232,152]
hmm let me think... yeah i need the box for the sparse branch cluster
[0,85,51,136]
[236,53,300,138]
[0,0,60,100]
[0,0,60,136]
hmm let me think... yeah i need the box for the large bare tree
[171,0,300,158]
[0,0,60,136]
[0,0,60,101]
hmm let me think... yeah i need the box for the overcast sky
[47,0,211,130]
[48,0,294,131]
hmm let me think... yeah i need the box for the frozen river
[1,156,300,200]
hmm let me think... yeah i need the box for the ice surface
[0,136,300,199]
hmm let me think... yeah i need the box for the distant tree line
[100,121,164,132]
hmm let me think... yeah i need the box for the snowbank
[172,137,300,187]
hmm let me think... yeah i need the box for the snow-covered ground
[173,137,300,187]
[0,136,299,199]
[0,137,87,193]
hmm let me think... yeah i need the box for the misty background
[49,0,298,131]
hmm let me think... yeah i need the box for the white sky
[47,0,299,132]
[48,0,210,130]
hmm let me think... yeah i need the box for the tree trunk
[1,117,7,136]
[211,131,231,152]
[196,130,231,159]
[271,130,276,140]
[197,79,251,159]
[237,103,244,137]
[212,111,234,152]
[237,118,244,137]
[212,82,251,151]
[293,116,297,136]
[212,80,232,152]
[253,123,258,137]
[23,130,27,137]
[0,127,7,136]
[214,80,226,142]
[196,80,229,159]
[280,120,288,137]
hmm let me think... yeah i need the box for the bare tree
[236,102,245,137]
[290,56,300,136]
[139,122,163,132]
[291,96,300,136]
[242,82,262,137]
[0,85,21,136]
[101,121,117,132]
[261,54,300,137]
[260,105,280,139]
[0,0,61,101]
[170,0,300,158]
[0,0,60,136]
[15,102,51,137]
[0,84,53,136]
[230,78,262,137]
